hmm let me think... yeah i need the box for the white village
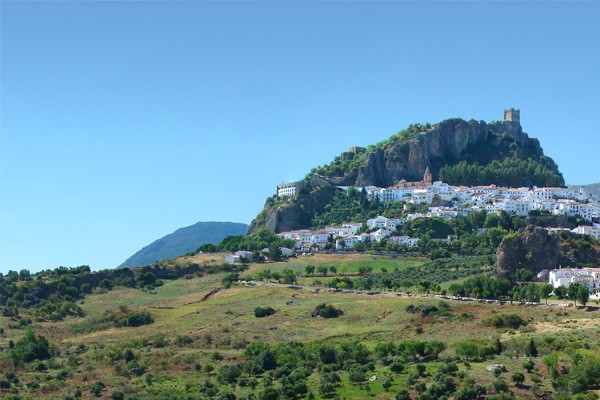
[266,169,600,298]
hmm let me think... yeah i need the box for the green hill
[119,221,248,268]
[250,116,564,233]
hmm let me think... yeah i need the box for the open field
[1,254,599,399]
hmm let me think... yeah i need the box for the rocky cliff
[248,177,338,234]
[494,226,560,277]
[324,119,556,187]
[250,117,564,233]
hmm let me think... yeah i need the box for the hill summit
[120,221,248,268]
[250,110,564,233]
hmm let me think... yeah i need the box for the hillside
[250,116,564,233]
[1,255,599,399]
[119,221,248,268]
[568,182,600,197]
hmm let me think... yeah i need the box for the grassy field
[1,254,599,399]
[242,253,427,277]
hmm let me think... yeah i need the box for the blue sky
[1,1,599,273]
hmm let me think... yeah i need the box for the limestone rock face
[329,119,531,188]
[249,117,562,233]
[248,177,338,234]
[494,226,560,277]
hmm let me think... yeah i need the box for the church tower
[423,166,432,186]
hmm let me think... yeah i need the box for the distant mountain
[120,221,248,268]
[568,182,600,197]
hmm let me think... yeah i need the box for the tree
[317,266,328,277]
[269,243,283,261]
[282,269,297,284]
[568,283,586,305]
[329,266,337,275]
[526,339,538,357]
[305,265,315,276]
[577,285,590,306]
[554,285,568,299]
[540,284,554,305]
[511,371,525,387]
[516,268,533,284]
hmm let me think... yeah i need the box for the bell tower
[423,166,432,186]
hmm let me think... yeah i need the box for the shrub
[119,311,153,327]
[8,327,51,364]
[311,304,343,318]
[89,380,105,397]
[254,307,275,318]
[486,313,527,329]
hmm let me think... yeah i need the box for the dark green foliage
[454,384,487,400]
[448,275,512,299]
[493,378,508,393]
[344,256,492,292]
[202,228,294,254]
[455,339,501,361]
[89,380,106,397]
[7,327,51,364]
[120,311,153,327]
[109,391,124,400]
[311,304,343,319]
[71,308,153,334]
[217,364,242,384]
[440,157,563,188]
[312,188,405,228]
[254,306,275,318]
[486,313,527,329]
[512,371,525,386]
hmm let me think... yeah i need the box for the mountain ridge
[120,221,248,268]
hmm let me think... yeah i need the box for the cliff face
[249,117,564,233]
[248,177,338,234]
[328,119,537,187]
[494,226,560,277]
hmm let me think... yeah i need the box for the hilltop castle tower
[504,108,520,124]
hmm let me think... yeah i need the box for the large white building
[548,267,600,291]
[277,183,296,197]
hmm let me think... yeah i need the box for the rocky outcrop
[250,117,564,233]
[494,226,560,277]
[248,177,338,234]
[328,119,540,188]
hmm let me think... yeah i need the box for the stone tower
[423,166,432,186]
[504,108,520,124]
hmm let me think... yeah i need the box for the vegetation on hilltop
[310,123,564,188]
[312,123,429,179]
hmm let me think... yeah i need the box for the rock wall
[494,226,560,277]
[248,177,338,234]
[329,119,533,187]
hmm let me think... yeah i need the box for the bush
[311,304,343,318]
[486,313,527,329]
[119,311,153,327]
[89,380,105,397]
[8,327,51,364]
[254,307,275,318]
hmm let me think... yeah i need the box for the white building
[388,236,420,247]
[277,183,296,197]
[224,250,254,263]
[571,225,600,240]
[549,268,600,291]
